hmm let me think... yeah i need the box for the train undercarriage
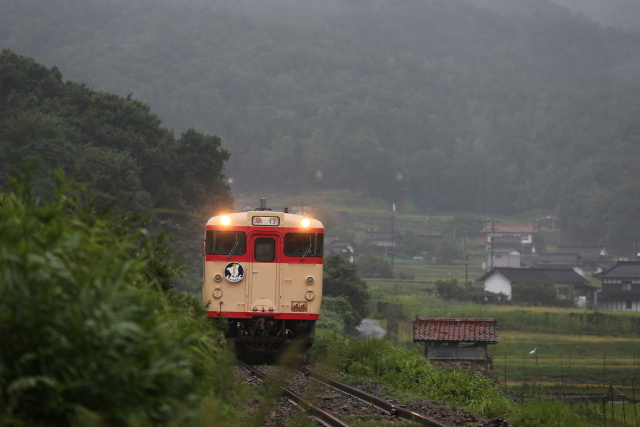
[220,317,316,359]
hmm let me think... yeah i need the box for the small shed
[413,318,499,372]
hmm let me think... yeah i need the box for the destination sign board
[252,216,280,226]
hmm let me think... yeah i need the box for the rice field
[491,331,640,396]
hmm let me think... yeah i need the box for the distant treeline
[2,0,640,251]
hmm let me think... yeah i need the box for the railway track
[237,361,450,426]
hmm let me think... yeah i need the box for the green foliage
[355,253,393,279]
[377,291,640,337]
[340,338,513,418]
[3,2,640,252]
[0,171,236,426]
[323,254,371,329]
[0,49,234,292]
[306,329,350,365]
[317,295,360,331]
[434,278,466,300]
[339,338,609,426]
[511,280,558,306]
[0,49,233,215]
[507,398,604,427]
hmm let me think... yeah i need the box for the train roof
[206,209,323,229]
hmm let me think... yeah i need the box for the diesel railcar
[202,199,324,355]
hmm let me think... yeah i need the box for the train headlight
[305,290,315,301]
[220,215,231,225]
[214,274,222,282]
[300,217,311,228]
[306,276,314,285]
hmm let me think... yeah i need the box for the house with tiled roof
[556,245,609,274]
[323,236,356,262]
[478,267,597,307]
[594,261,640,312]
[413,318,499,371]
[482,222,537,262]
[534,252,585,276]
[361,230,403,257]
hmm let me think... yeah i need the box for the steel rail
[238,361,350,427]
[296,366,450,427]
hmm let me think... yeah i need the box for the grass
[358,278,640,426]
[309,333,616,426]
[491,331,640,396]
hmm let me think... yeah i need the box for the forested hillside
[2,0,640,252]
[0,49,232,289]
[0,50,231,214]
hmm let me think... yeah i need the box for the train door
[248,233,280,312]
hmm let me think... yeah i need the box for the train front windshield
[284,233,324,258]
[205,231,247,255]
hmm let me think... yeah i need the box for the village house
[478,267,597,307]
[323,236,356,262]
[533,252,585,276]
[485,248,521,269]
[361,230,403,257]
[482,223,537,269]
[555,245,609,274]
[594,261,640,312]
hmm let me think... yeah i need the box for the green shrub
[307,330,350,365]
[0,172,236,426]
[339,338,514,418]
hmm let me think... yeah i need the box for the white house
[479,267,596,306]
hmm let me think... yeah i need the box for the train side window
[254,237,275,262]
[285,233,324,258]
[205,231,246,255]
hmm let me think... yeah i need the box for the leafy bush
[318,295,362,331]
[511,280,557,306]
[356,253,393,279]
[323,254,371,328]
[339,338,514,418]
[434,278,465,300]
[338,338,605,425]
[307,330,350,365]
[0,172,236,426]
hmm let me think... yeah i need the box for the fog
[551,0,640,31]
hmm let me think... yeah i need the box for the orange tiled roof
[413,318,499,343]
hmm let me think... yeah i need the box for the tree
[435,278,465,300]
[356,253,393,279]
[511,280,557,306]
[323,254,370,328]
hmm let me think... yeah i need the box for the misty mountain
[2,0,640,252]
[466,0,640,31]
[551,0,640,31]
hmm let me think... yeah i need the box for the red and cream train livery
[202,199,324,354]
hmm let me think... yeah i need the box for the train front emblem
[224,262,244,283]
